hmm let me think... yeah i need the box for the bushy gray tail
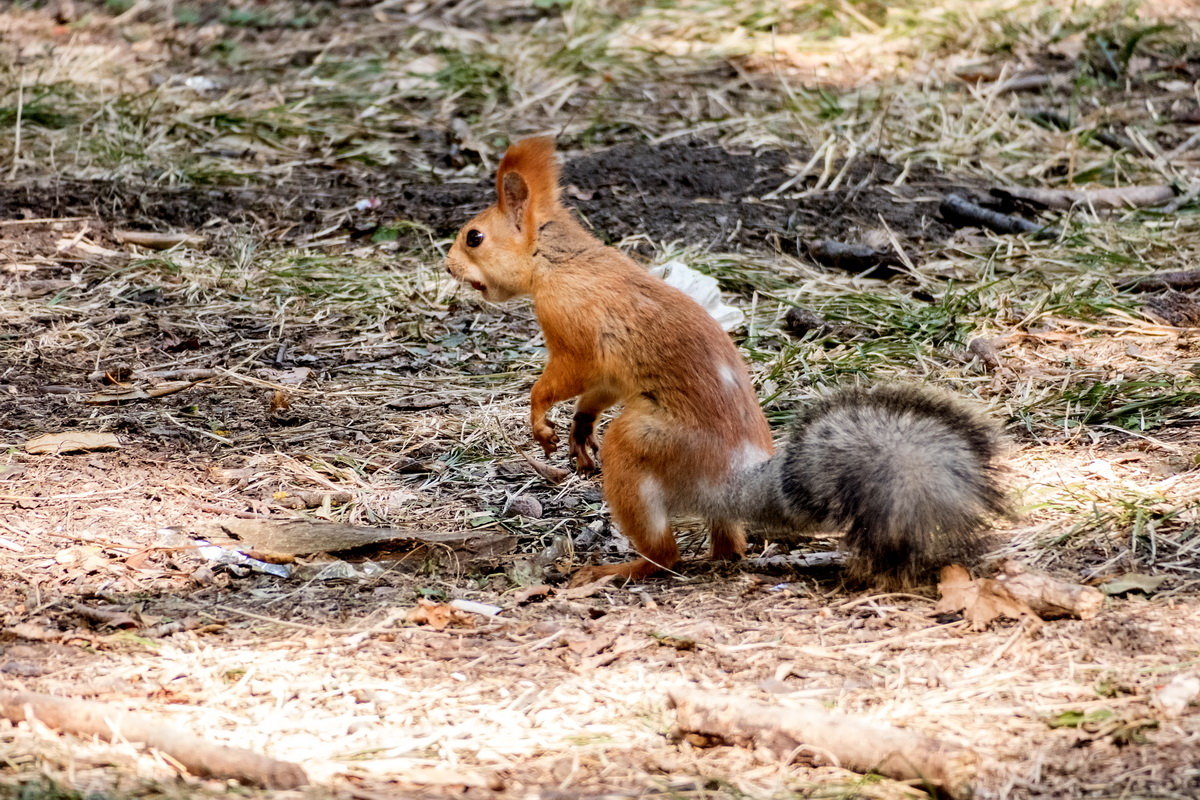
[723,385,1007,586]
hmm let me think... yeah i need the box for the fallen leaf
[25,432,121,455]
[406,599,474,630]
[935,565,1037,630]
[512,584,553,605]
[72,603,138,629]
[1100,573,1167,596]
[83,380,203,405]
[5,623,61,642]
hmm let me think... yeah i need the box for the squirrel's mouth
[468,279,487,293]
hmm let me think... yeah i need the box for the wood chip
[114,230,206,249]
[25,431,121,455]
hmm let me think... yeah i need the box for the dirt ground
[2,1,1200,799]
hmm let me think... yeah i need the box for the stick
[991,184,1176,211]
[669,689,978,798]
[806,239,904,278]
[994,561,1104,620]
[940,194,1060,239]
[1116,270,1200,293]
[0,691,307,789]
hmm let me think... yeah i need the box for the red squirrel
[446,137,1006,586]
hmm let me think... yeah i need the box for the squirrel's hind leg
[708,519,747,561]
[569,420,680,586]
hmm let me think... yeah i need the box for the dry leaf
[1100,573,1168,596]
[25,431,121,454]
[72,603,138,629]
[512,584,553,605]
[6,623,62,642]
[406,599,474,630]
[84,380,203,405]
[936,565,1037,630]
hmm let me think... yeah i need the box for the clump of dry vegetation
[1,1,1200,798]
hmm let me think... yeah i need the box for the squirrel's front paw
[532,420,559,456]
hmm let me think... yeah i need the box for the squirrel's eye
[466,229,485,248]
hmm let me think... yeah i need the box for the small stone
[506,495,543,519]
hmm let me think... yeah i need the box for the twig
[1116,270,1200,292]
[189,501,277,520]
[9,72,22,180]
[0,483,144,504]
[940,193,1060,239]
[806,239,904,278]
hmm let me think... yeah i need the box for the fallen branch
[991,72,1055,95]
[114,230,205,249]
[212,519,516,563]
[1117,270,1200,293]
[936,563,1102,630]
[25,431,121,455]
[991,184,1176,211]
[668,689,978,798]
[806,239,905,278]
[1142,293,1200,328]
[83,379,208,405]
[940,194,1059,239]
[0,691,307,789]
[994,561,1104,620]
[742,551,844,570]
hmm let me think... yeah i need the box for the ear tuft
[496,136,561,234]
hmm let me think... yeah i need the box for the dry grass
[2,0,1200,798]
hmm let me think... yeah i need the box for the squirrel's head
[446,136,562,302]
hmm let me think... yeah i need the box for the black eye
[466,229,484,248]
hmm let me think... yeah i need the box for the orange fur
[446,137,774,583]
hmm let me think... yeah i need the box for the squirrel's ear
[496,136,560,237]
[499,170,532,233]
